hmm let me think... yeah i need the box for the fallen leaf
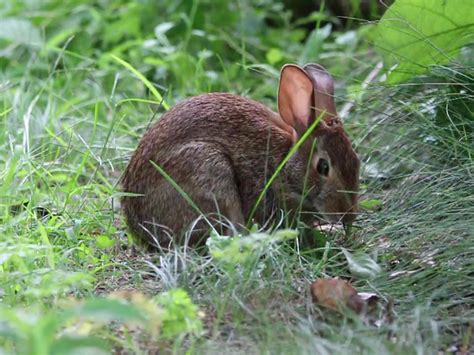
[309,279,392,326]
[342,248,381,279]
[359,198,383,210]
[358,292,380,315]
[358,292,379,302]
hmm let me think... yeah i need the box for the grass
[1,0,473,353]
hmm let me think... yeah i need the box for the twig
[340,61,383,119]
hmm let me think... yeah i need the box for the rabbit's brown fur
[121,64,360,249]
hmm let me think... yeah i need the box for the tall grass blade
[247,112,323,225]
[109,54,170,110]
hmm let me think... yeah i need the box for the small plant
[207,229,298,266]
[0,289,202,353]
[154,288,203,339]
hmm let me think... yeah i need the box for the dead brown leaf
[310,278,396,329]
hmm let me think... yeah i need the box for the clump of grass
[348,61,474,352]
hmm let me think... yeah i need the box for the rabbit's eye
[317,158,329,176]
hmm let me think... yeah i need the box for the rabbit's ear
[303,64,338,121]
[278,64,314,134]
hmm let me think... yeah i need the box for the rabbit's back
[142,93,291,156]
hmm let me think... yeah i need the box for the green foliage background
[0,0,473,353]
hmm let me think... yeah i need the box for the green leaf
[206,230,298,265]
[266,48,283,65]
[95,235,115,249]
[374,0,474,83]
[342,248,381,279]
[0,319,20,342]
[51,336,110,355]
[0,18,41,45]
[273,229,298,241]
[359,199,383,210]
[155,289,202,338]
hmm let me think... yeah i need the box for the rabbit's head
[277,63,360,225]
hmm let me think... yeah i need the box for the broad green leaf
[0,319,20,342]
[266,48,283,65]
[342,248,381,279]
[359,199,383,210]
[51,336,110,355]
[95,235,115,249]
[0,18,41,45]
[374,0,474,83]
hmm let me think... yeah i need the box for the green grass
[1,0,473,353]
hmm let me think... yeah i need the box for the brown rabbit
[121,63,360,249]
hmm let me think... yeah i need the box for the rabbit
[121,63,360,249]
